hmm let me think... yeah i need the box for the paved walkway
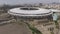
[0,23,31,34]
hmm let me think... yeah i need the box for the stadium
[8,7,53,19]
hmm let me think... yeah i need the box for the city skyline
[0,0,59,5]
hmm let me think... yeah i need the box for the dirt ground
[0,23,32,34]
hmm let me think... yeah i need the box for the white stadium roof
[8,7,53,17]
[49,9,60,12]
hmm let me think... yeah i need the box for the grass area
[50,31,54,34]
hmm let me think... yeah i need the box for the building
[8,7,53,20]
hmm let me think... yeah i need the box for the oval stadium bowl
[8,7,53,19]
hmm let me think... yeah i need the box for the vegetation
[54,21,59,29]
[50,31,54,34]
[24,22,42,34]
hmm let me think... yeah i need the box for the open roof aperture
[20,7,39,10]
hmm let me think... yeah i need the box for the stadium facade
[8,7,53,19]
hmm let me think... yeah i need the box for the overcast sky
[0,0,60,5]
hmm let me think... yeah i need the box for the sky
[0,0,59,5]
